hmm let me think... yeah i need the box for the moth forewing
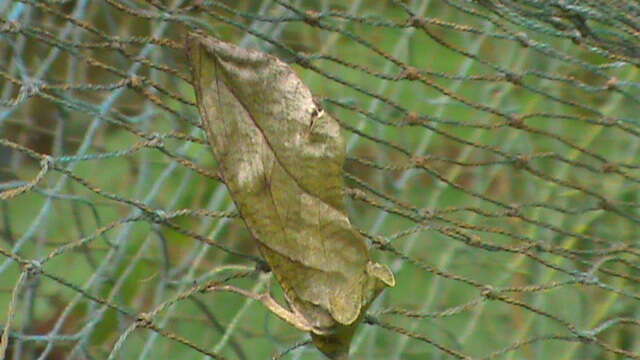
[186,32,395,360]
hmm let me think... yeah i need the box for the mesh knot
[23,260,43,277]
[480,285,498,300]
[574,329,596,343]
[504,72,523,86]
[346,187,367,200]
[409,16,426,28]
[127,76,144,89]
[135,312,153,328]
[513,154,530,169]
[110,37,125,50]
[40,155,55,169]
[419,208,434,219]
[22,79,44,98]
[294,54,311,69]
[412,156,430,167]
[304,10,321,26]
[372,237,393,252]
[146,209,169,223]
[601,162,618,173]
[529,243,548,252]
[146,133,165,148]
[573,271,599,286]
[402,67,421,81]
[504,206,521,218]
[404,111,422,125]
[506,116,525,128]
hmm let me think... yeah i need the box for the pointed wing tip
[367,261,396,287]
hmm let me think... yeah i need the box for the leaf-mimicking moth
[186,32,395,360]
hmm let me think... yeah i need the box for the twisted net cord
[0,0,639,359]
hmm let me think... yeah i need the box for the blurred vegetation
[0,0,639,359]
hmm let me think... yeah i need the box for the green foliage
[0,0,638,359]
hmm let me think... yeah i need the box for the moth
[186,32,395,360]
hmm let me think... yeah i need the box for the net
[1,0,639,359]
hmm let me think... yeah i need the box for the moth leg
[206,284,314,332]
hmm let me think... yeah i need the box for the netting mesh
[1,0,639,359]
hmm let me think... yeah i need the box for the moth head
[362,261,395,309]
[366,261,396,289]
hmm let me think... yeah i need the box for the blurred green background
[1,0,639,359]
